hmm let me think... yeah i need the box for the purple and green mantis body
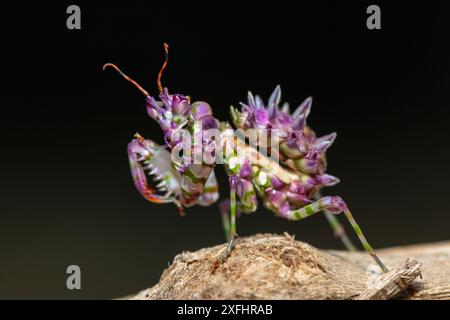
[103,44,388,272]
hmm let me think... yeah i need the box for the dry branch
[128,233,450,300]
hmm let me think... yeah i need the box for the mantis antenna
[157,43,169,93]
[103,63,149,97]
[103,42,170,96]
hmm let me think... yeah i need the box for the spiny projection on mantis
[103,43,388,272]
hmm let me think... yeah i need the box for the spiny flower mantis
[103,44,388,272]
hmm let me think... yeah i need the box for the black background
[3,1,450,299]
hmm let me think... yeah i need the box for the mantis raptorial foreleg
[127,136,179,205]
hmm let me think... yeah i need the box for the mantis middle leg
[221,173,258,253]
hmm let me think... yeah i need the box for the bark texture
[128,233,450,300]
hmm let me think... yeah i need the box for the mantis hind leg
[315,192,356,251]
[286,196,388,272]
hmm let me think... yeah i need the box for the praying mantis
[103,44,388,272]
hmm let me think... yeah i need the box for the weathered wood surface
[127,234,450,300]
